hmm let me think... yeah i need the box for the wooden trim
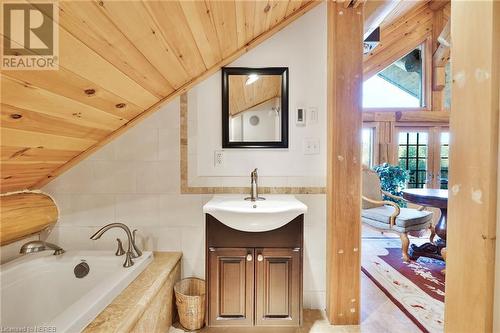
[179,93,325,195]
[326,1,363,325]
[444,1,499,332]
[31,0,322,189]
[423,36,433,110]
[363,111,450,123]
[362,122,380,167]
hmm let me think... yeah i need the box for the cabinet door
[255,248,301,326]
[208,248,254,326]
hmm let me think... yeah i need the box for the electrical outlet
[214,150,224,167]
[303,139,320,155]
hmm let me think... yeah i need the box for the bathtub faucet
[20,240,65,256]
[90,223,141,268]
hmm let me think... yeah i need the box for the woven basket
[174,278,206,330]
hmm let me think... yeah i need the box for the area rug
[362,237,445,333]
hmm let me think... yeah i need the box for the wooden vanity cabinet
[206,215,303,327]
[208,248,254,326]
[255,247,301,326]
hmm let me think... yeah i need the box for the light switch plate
[296,107,306,126]
[308,107,318,124]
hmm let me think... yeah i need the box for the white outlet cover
[214,150,224,167]
[303,139,320,155]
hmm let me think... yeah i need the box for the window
[439,132,449,189]
[363,45,425,108]
[362,127,375,167]
[443,62,452,110]
[398,131,428,188]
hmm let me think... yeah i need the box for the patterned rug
[362,237,445,333]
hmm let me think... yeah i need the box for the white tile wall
[34,4,328,309]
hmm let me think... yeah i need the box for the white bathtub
[0,250,153,332]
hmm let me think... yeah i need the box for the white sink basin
[203,195,307,232]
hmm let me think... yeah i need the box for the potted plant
[373,163,409,207]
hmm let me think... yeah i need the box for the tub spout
[20,241,65,256]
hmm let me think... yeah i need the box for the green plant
[373,163,409,207]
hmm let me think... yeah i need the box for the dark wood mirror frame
[222,67,289,149]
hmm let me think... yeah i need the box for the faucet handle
[251,168,258,178]
[131,229,142,258]
[115,238,125,256]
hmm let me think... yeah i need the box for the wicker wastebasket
[174,278,206,330]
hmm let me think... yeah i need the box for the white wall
[188,3,326,186]
[39,3,328,310]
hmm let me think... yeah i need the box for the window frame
[392,124,449,189]
[396,128,431,188]
[362,122,379,168]
[363,37,433,112]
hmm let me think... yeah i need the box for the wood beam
[431,8,449,109]
[362,110,449,122]
[433,40,450,67]
[437,20,450,47]
[432,19,451,68]
[326,1,363,325]
[429,0,450,11]
[363,0,401,39]
[363,4,433,79]
[0,192,58,245]
[444,1,499,332]
[433,66,446,91]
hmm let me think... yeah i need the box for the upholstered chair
[362,167,434,262]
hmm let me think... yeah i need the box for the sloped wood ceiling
[0,0,442,193]
[364,0,433,79]
[0,0,320,193]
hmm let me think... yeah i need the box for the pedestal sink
[203,195,307,232]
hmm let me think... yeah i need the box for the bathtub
[0,250,153,332]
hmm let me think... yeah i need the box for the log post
[326,0,363,325]
[0,192,58,245]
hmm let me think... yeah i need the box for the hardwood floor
[170,272,421,333]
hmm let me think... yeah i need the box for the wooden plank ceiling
[364,0,434,79]
[0,0,319,193]
[0,0,444,193]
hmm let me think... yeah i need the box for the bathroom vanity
[203,195,307,327]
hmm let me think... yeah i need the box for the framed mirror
[222,67,289,148]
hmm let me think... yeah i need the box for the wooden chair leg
[429,224,436,244]
[399,232,410,262]
[440,247,447,275]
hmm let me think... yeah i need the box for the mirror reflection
[228,74,282,142]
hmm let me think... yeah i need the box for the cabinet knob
[257,254,264,262]
[246,254,253,261]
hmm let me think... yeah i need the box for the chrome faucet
[245,168,265,202]
[90,223,141,267]
[20,240,65,256]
